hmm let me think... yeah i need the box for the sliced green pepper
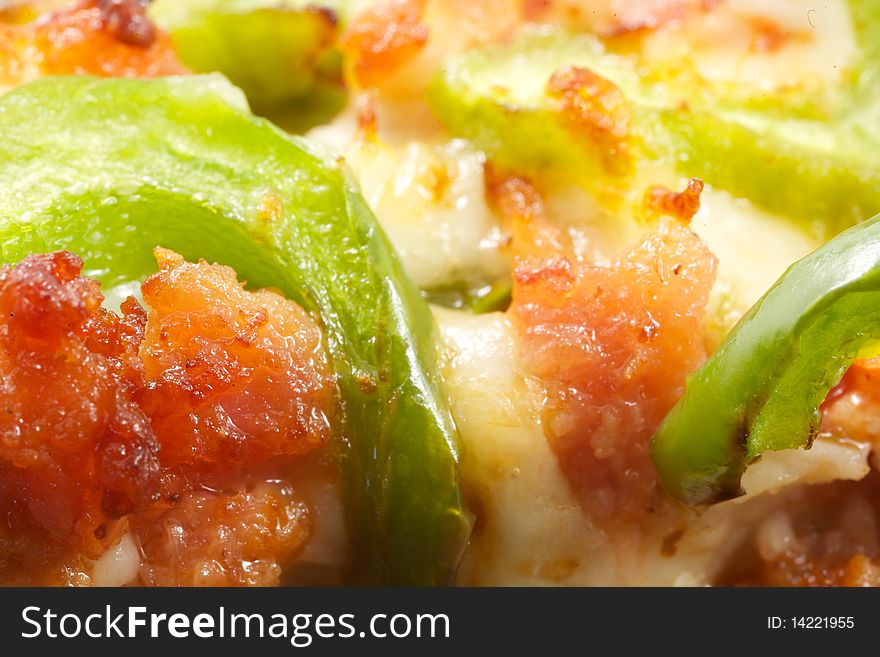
[428,26,880,237]
[422,279,512,314]
[0,74,470,585]
[650,213,880,505]
[149,0,349,130]
[428,32,640,189]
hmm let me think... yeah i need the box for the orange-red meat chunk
[0,252,160,556]
[138,248,334,476]
[136,479,311,587]
[0,248,335,584]
[511,215,716,522]
[0,0,187,88]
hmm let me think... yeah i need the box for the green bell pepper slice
[149,0,349,130]
[0,74,470,585]
[651,213,880,505]
[428,21,880,237]
[422,279,512,314]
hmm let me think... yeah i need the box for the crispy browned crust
[546,65,633,175]
[342,0,428,88]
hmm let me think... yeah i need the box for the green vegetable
[149,0,348,129]
[851,0,880,93]
[0,74,470,585]
[428,32,640,190]
[422,279,512,313]
[428,25,880,237]
[650,213,880,505]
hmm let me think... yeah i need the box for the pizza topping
[0,252,159,558]
[136,481,311,587]
[343,0,428,88]
[0,74,469,585]
[652,215,880,504]
[101,0,156,48]
[644,178,704,223]
[546,65,633,175]
[0,248,334,584]
[139,248,334,477]
[0,0,186,86]
[508,184,716,522]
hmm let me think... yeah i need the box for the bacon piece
[138,248,334,477]
[484,168,566,261]
[102,0,156,47]
[644,178,704,223]
[0,252,160,558]
[522,0,553,21]
[749,550,880,587]
[0,248,335,584]
[821,359,880,448]
[724,481,880,587]
[507,184,716,521]
[0,0,187,88]
[747,16,788,54]
[136,479,311,587]
[343,0,520,92]
[485,169,546,227]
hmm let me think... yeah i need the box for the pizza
[1,0,879,587]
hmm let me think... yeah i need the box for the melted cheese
[641,0,857,94]
[537,0,857,95]
[310,102,509,292]
[690,185,822,339]
[346,137,509,290]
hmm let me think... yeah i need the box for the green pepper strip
[0,74,470,585]
[428,10,880,237]
[149,0,348,131]
[651,213,880,505]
